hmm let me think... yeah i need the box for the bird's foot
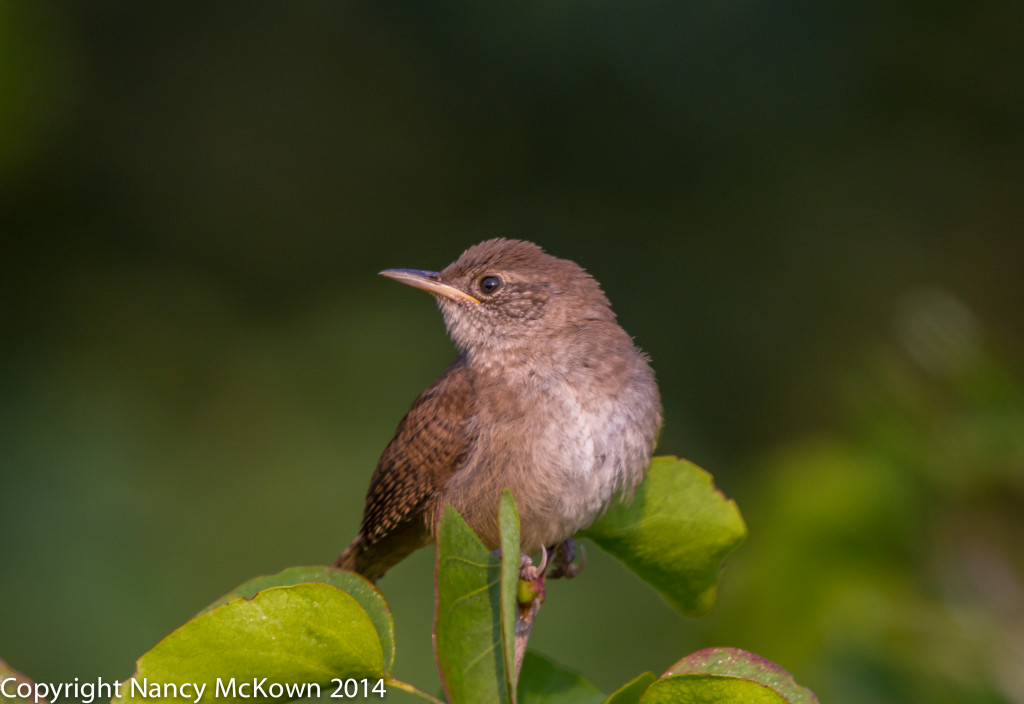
[518,545,549,582]
[547,538,586,579]
[517,547,548,609]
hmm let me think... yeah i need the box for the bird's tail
[333,522,430,582]
[333,536,361,572]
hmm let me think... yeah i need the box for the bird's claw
[547,538,586,579]
[518,545,549,582]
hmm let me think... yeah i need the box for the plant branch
[513,571,546,682]
[514,595,541,681]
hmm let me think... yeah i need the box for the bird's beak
[379,269,481,305]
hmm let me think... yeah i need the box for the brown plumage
[335,239,661,581]
[336,359,473,579]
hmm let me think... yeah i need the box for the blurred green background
[2,2,1022,703]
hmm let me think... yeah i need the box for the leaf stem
[385,678,446,704]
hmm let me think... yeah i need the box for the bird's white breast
[444,354,655,551]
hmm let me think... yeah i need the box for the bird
[334,238,662,581]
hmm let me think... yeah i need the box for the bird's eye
[478,275,503,295]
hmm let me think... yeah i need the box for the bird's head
[380,238,615,358]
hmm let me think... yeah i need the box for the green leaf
[639,675,790,704]
[665,648,819,704]
[498,489,521,696]
[517,651,605,704]
[198,565,395,674]
[581,456,746,616]
[434,502,515,704]
[114,583,384,704]
[602,672,657,704]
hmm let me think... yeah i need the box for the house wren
[335,239,662,580]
